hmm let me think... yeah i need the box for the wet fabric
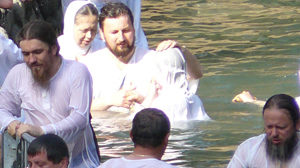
[0,34,23,87]
[99,157,177,168]
[86,47,209,122]
[227,133,300,168]
[0,59,100,168]
[58,1,105,61]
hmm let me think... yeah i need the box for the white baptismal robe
[0,59,100,168]
[86,47,209,122]
[0,34,23,87]
[228,133,300,168]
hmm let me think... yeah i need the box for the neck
[126,145,164,160]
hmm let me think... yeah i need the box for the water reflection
[93,0,300,167]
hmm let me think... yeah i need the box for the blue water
[93,0,300,167]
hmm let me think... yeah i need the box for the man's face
[264,107,299,160]
[28,150,68,168]
[74,15,98,48]
[100,15,135,58]
[20,39,57,86]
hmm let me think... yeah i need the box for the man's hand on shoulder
[155,40,179,52]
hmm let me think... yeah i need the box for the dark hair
[27,134,69,164]
[99,2,134,30]
[131,108,170,148]
[16,20,60,55]
[263,94,299,126]
[75,3,98,24]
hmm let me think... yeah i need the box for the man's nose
[86,31,92,39]
[270,128,278,137]
[28,54,37,65]
[117,31,125,41]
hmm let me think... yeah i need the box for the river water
[92,0,300,167]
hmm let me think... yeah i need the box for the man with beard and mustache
[0,20,100,168]
[88,2,209,122]
[228,94,300,168]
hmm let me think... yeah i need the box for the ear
[59,157,69,168]
[51,45,58,56]
[163,133,170,146]
[130,130,133,140]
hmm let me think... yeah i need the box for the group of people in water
[0,0,300,168]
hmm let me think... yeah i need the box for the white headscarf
[58,1,104,60]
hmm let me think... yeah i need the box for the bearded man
[0,20,100,168]
[87,2,209,121]
[228,94,300,168]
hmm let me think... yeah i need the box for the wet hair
[16,20,60,55]
[75,3,98,24]
[131,108,170,148]
[99,2,134,30]
[263,94,299,126]
[27,134,69,164]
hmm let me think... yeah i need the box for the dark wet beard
[265,132,298,162]
[31,67,51,88]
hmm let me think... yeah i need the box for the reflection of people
[0,20,100,167]
[27,134,69,168]
[99,108,177,168]
[0,34,23,87]
[89,2,209,121]
[228,94,300,167]
[58,1,105,61]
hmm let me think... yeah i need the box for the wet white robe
[0,34,23,87]
[87,47,209,122]
[0,59,100,168]
[228,133,300,168]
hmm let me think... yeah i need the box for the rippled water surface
[93,0,300,167]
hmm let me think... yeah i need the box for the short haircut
[16,20,60,55]
[131,108,170,148]
[27,134,69,164]
[75,3,98,24]
[99,2,134,30]
[263,94,300,126]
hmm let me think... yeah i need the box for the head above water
[99,2,134,30]
[131,108,170,148]
[263,94,299,127]
[27,134,69,168]
[263,94,300,161]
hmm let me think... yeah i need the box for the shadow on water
[93,0,300,167]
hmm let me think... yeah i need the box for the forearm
[91,98,112,111]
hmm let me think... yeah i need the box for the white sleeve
[0,66,23,132]
[41,65,93,142]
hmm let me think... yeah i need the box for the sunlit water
[92,0,300,167]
